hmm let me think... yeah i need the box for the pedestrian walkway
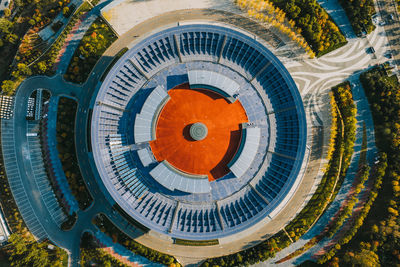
[55,8,99,74]
[317,0,356,39]
[93,229,164,267]
[53,12,89,73]
[26,121,67,227]
[311,165,375,259]
[38,0,84,42]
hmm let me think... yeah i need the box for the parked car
[385,51,393,59]
[366,47,375,54]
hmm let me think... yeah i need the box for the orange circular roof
[150,84,248,180]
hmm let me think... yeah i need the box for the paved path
[94,229,164,267]
[285,17,390,128]
[100,0,239,36]
[55,4,103,74]
[317,0,356,39]
[38,0,84,42]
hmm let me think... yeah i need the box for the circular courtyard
[151,85,248,179]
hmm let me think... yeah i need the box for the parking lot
[376,0,400,72]
[27,121,67,227]
[1,119,47,240]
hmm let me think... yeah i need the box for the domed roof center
[189,122,208,141]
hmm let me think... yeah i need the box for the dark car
[366,47,375,54]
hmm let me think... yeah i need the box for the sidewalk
[55,8,99,74]
[38,0,84,42]
[317,0,356,39]
[94,229,164,267]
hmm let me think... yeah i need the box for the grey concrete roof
[150,161,210,194]
[188,69,240,97]
[229,127,261,178]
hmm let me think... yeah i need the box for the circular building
[91,24,307,241]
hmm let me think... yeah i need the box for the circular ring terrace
[91,24,307,240]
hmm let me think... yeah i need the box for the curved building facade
[91,24,307,240]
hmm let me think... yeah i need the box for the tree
[8,233,28,256]
[36,61,47,74]
[0,18,12,34]
[11,63,32,80]
[3,8,11,17]
[1,80,15,95]
[7,233,65,267]
[5,33,18,44]
[29,19,36,26]
[63,6,70,16]
[342,249,380,267]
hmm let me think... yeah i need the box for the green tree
[5,33,18,44]
[3,8,11,17]
[36,61,47,74]
[343,249,380,267]
[63,6,70,16]
[1,80,15,95]
[0,18,12,33]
